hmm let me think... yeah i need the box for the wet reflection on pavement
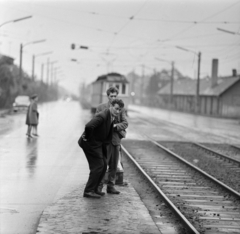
[25,138,38,178]
[0,100,91,234]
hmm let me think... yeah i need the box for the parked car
[12,95,30,112]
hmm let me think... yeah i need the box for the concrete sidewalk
[36,146,162,234]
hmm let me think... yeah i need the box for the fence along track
[121,139,240,234]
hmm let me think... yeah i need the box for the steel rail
[143,134,240,198]
[138,116,240,148]
[231,144,240,151]
[121,145,200,234]
[192,142,240,164]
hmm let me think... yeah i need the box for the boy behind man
[96,87,128,195]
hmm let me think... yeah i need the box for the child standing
[26,94,39,138]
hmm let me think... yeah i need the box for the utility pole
[19,39,46,79]
[132,71,135,104]
[141,65,145,104]
[32,51,53,81]
[53,67,57,85]
[51,63,54,85]
[196,52,201,113]
[170,61,174,105]
[2,16,32,79]
[32,55,35,80]
[41,64,44,82]
[19,43,23,79]
[176,46,201,114]
[47,58,50,85]
[50,61,58,86]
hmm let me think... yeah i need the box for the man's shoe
[107,187,120,194]
[95,190,105,196]
[95,186,105,196]
[117,181,128,186]
[83,192,101,198]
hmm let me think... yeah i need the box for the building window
[104,82,128,96]
[122,84,126,94]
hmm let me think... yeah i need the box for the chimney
[232,69,237,77]
[211,59,218,88]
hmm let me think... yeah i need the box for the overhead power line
[5,2,238,25]
[106,0,148,52]
[165,0,240,41]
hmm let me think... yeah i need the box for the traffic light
[80,46,88,50]
[71,44,88,50]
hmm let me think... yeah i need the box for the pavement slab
[36,184,161,234]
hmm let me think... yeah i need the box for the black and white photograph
[0,0,240,233]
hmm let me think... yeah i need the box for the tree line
[0,55,62,109]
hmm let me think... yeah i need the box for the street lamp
[0,16,32,28]
[217,28,240,35]
[176,46,201,113]
[155,57,175,105]
[19,39,46,79]
[32,51,53,80]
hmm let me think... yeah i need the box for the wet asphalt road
[129,104,240,144]
[0,101,90,234]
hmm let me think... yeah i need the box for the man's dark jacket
[78,108,113,152]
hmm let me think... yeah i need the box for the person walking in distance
[78,98,125,199]
[96,87,128,195]
[26,94,39,138]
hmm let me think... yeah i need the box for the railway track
[134,116,240,192]
[121,138,240,234]
[192,142,240,165]
[231,145,240,151]
[160,141,240,193]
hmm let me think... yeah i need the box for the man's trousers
[81,141,107,193]
[99,144,120,188]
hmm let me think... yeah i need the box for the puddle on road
[0,207,19,214]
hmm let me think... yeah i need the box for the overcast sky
[0,0,239,95]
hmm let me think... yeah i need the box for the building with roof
[157,59,240,118]
[0,54,14,66]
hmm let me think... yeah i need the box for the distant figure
[32,95,39,137]
[78,98,124,199]
[96,86,128,195]
[26,94,39,138]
